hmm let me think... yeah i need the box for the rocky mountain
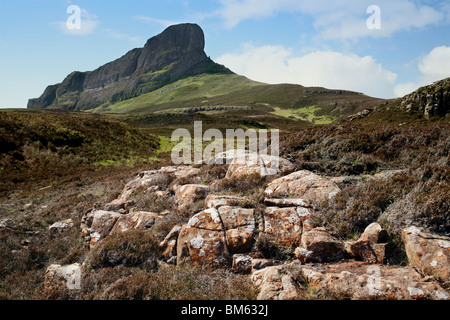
[398,77,450,119]
[28,23,231,111]
[28,23,383,121]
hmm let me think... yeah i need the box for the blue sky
[1,0,450,108]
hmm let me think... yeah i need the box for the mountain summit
[28,23,231,110]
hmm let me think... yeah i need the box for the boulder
[205,195,248,209]
[48,219,73,237]
[251,258,275,271]
[219,206,256,253]
[207,149,249,165]
[263,207,303,246]
[300,262,449,300]
[104,166,190,212]
[45,263,82,292]
[402,226,450,283]
[250,262,302,300]
[265,170,341,203]
[344,223,389,263]
[208,149,293,178]
[186,208,223,230]
[111,211,161,234]
[359,223,388,243]
[104,198,126,212]
[177,225,229,267]
[232,254,253,274]
[259,154,295,176]
[296,207,315,232]
[176,209,230,267]
[174,184,210,210]
[345,241,388,264]
[81,210,121,249]
[159,165,200,179]
[176,206,259,267]
[224,151,295,178]
[225,153,268,178]
[297,227,345,263]
[139,172,171,189]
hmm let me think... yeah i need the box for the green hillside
[90,74,262,114]
[89,73,383,127]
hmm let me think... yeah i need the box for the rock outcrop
[71,161,449,301]
[48,219,73,238]
[402,226,450,283]
[28,24,232,111]
[176,208,231,267]
[176,206,257,267]
[221,150,295,178]
[81,210,122,249]
[296,227,345,263]
[263,207,304,245]
[344,223,389,264]
[301,262,448,300]
[251,262,302,300]
[174,184,210,210]
[264,170,340,203]
[399,78,450,119]
[111,211,161,234]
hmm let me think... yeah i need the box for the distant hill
[28,23,385,123]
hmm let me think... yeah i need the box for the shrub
[214,173,268,196]
[132,186,175,213]
[314,171,419,239]
[86,230,161,270]
[280,122,450,176]
[255,233,295,260]
[78,264,258,300]
[380,165,450,234]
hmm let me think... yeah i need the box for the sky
[0,0,450,108]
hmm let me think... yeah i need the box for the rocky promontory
[28,23,231,111]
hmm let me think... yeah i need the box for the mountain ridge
[29,23,385,118]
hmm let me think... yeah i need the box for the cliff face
[28,23,229,110]
[399,78,450,119]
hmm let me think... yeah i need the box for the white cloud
[394,82,420,98]
[211,0,447,40]
[55,8,99,35]
[133,16,179,28]
[419,46,450,82]
[395,46,450,97]
[217,43,397,98]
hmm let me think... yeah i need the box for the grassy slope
[0,109,161,194]
[91,73,384,126]
[91,74,263,113]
